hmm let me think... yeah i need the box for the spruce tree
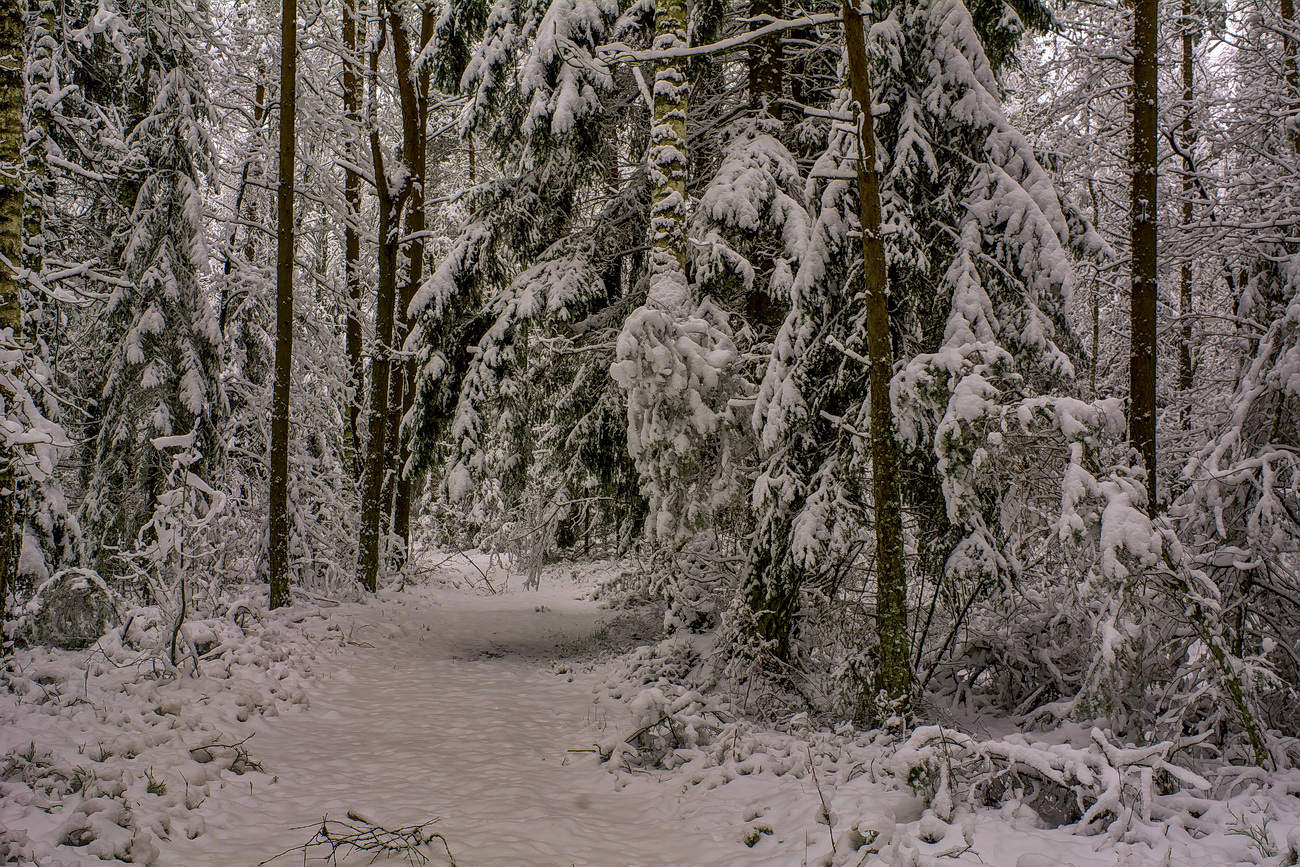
[740,0,1104,686]
[79,0,225,567]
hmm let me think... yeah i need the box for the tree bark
[1283,0,1300,152]
[381,0,431,556]
[1177,0,1194,404]
[221,75,266,330]
[359,167,400,593]
[0,0,24,637]
[648,0,690,302]
[1089,176,1101,397]
[268,0,298,609]
[1129,0,1159,511]
[842,0,910,708]
[748,0,783,120]
[395,6,433,550]
[343,0,364,483]
[358,24,407,593]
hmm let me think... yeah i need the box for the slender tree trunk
[1089,176,1101,397]
[744,0,786,330]
[384,1,433,551]
[748,0,783,120]
[268,0,298,609]
[359,174,399,593]
[842,0,909,708]
[1129,0,1159,510]
[1283,0,1300,152]
[221,77,266,330]
[0,0,25,636]
[1177,2,1195,405]
[358,25,407,593]
[343,0,363,483]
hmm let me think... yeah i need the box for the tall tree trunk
[221,76,266,330]
[268,0,298,609]
[384,0,433,552]
[1129,0,1159,510]
[744,0,787,331]
[358,25,407,593]
[1177,0,1194,404]
[1283,0,1300,152]
[842,0,910,709]
[359,171,399,593]
[1089,176,1102,396]
[648,0,690,298]
[343,0,363,483]
[0,0,25,637]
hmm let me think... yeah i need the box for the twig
[807,744,836,856]
[259,810,455,866]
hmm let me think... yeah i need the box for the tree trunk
[343,0,363,483]
[359,180,398,593]
[1177,0,1194,404]
[648,0,690,302]
[1129,0,1159,511]
[1089,176,1101,396]
[748,0,783,120]
[358,23,407,592]
[268,0,298,609]
[0,0,24,637]
[384,0,433,553]
[842,0,910,709]
[221,76,266,330]
[1283,0,1300,152]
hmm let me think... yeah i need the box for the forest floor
[4,552,1298,865]
[156,555,789,866]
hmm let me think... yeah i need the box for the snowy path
[158,573,795,867]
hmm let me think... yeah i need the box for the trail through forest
[159,562,802,866]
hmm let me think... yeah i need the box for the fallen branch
[259,810,456,865]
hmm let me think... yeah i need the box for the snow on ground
[155,554,839,866]
[0,592,352,865]
[4,552,1300,865]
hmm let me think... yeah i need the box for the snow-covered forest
[1,0,1299,861]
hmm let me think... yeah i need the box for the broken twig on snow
[259,810,456,865]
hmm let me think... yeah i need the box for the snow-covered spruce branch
[596,12,839,63]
